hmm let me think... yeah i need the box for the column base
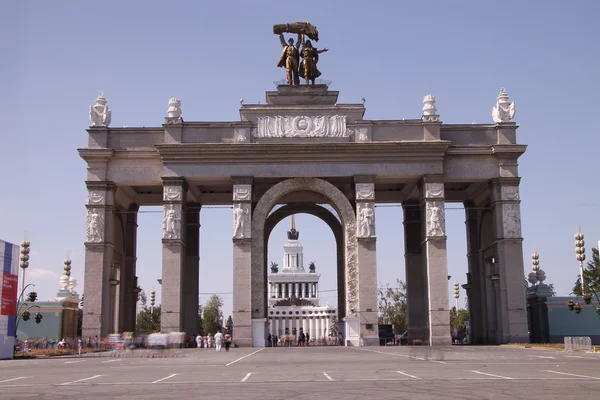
[251,318,267,347]
[430,334,452,346]
[343,316,360,346]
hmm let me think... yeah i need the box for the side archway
[264,203,346,319]
[251,178,358,322]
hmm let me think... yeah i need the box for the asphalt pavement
[1,345,599,399]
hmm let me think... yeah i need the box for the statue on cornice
[89,92,111,127]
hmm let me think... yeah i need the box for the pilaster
[232,178,253,346]
[184,204,200,335]
[160,177,188,332]
[120,204,139,333]
[354,177,378,344]
[403,201,427,343]
[464,201,485,344]
[82,181,116,339]
[490,178,528,343]
[420,175,451,345]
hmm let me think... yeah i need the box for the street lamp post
[575,228,586,294]
[453,282,460,310]
[19,240,30,296]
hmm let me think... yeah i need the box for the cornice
[78,148,114,160]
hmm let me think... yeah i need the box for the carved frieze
[252,115,351,138]
[501,186,520,201]
[163,186,182,202]
[233,184,252,201]
[502,203,522,238]
[355,183,374,201]
[425,183,444,199]
[87,190,105,206]
[162,204,182,240]
[355,127,370,142]
[233,203,251,238]
[86,208,105,243]
[235,128,248,143]
[357,202,375,238]
[426,201,445,237]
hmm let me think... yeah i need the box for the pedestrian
[77,337,83,355]
[214,330,223,352]
[195,334,202,349]
[224,332,232,352]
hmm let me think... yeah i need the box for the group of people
[195,331,232,352]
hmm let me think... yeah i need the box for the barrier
[564,336,592,352]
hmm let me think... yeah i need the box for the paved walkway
[1,346,599,399]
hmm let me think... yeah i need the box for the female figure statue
[299,40,328,85]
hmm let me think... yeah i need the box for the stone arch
[251,178,357,321]
[264,203,346,319]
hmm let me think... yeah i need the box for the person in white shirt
[195,335,202,349]
[214,331,224,352]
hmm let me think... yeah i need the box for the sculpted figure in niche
[86,208,103,242]
[233,203,249,238]
[359,203,375,237]
[427,203,445,237]
[163,204,181,239]
[503,205,521,238]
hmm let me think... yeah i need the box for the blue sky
[1,1,599,319]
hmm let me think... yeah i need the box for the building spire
[287,214,299,240]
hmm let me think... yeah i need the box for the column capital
[490,178,521,204]
[420,174,445,185]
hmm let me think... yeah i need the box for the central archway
[251,178,358,326]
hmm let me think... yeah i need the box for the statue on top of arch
[89,92,111,127]
[274,22,329,86]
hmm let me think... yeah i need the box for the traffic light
[453,282,460,299]
[35,312,43,324]
[22,310,31,321]
[26,291,38,302]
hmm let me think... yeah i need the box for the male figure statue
[277,33,303,85]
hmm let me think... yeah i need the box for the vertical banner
[0,240,19,355]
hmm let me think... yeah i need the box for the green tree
[378,279,407,334]
[450,307,469,336]
[329,316,339,337]
[225,315,234,334]
[136,305,161,333]
[573,248,600,296]
[202,295,224,335]
[197,304,204,335]
[138,290,147,308]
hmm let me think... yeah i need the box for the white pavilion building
[267,215,337,341]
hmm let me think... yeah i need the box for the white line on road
[0,377,26,383]
[101,359,121,364]
[430,360,447,364]
[396,371,420,379]
[352,347,423,360]
[152,374,177,384]
[565,355,593,359]
[528,355,556,359]
[323,372,334,381]
[64,360,86,364]
[59,375,102,385]
[468,370,513,380]
[241,373,252,382]
[226,348,265,366]
[542,370,600,380]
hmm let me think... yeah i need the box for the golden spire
[291,214,296,230]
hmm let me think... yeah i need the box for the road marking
[468,370,513,379]
[101,359,121,364]
[226,348,265,366]
[565,355,593,359]
[542,370,600,380]
[0,377,26,383]
[430,360,447,364]
[352,347,424,360]
[322,372,334,381]
[152,374,177,384]
[528,355,556,359]
[64,360,86,364]
[396,371,420,379]
[241,373,252,382]
[59,375,102,385]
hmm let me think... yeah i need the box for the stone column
[83,181,116,339]
[464,201,485,344]
[403,201,428,343]
[184,204,200,335]
[421,177,452,345]
[355,180,378,345]
[232,180,253,346]
[490,178,528,343]
[161,177,188,332]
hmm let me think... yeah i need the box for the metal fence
[564,336,592,352]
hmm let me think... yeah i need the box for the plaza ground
[1,346,599,399]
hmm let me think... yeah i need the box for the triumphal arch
[80,24,528,346]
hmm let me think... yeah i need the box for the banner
[1,273,18,316]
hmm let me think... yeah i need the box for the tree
[572,248,600,296]
[378,279,407,334]
[225,315,234,335]
[202,295,224,334]
[329,316,339,337]
[270,262,278,273]
[138,290,147,308]
[197,304,204,335]
[450,307,469,337]
[136,305,161,333]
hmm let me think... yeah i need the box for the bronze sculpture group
[274,22,328,86]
